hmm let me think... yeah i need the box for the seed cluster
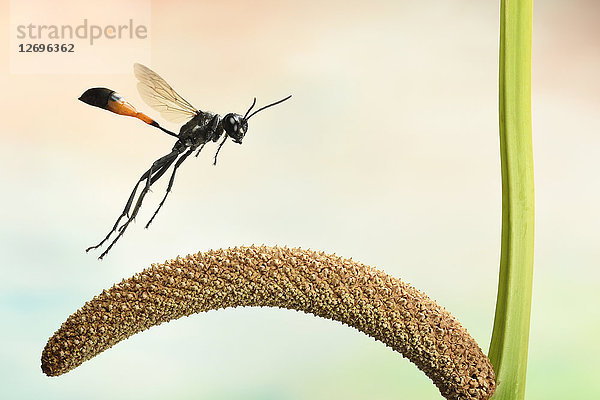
[42,245,495,399]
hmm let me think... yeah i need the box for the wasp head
[221,95,291,145]
[222,113,248,144]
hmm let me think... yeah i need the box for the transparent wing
[133,63,198,123]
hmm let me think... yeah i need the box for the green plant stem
[489,1,535,399]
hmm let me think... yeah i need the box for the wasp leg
[116,158,173,233]
[97,153,178,259]
[213,135,228,165]
[194,143,205,157]
[86,171,147,252]
[145,149,194,229]
[86,150,178,257]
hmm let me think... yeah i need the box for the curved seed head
[42,245,495,400]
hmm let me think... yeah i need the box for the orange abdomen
[79,87,154,125]
[107,93,154,124]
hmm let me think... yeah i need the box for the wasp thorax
[223,113,248,143]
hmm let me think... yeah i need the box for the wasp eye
[223,113,247,143]
[223,113,242,134]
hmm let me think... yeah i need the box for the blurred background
[1,0,598,398]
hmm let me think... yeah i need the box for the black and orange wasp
[80,63,291,259]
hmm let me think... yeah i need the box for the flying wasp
[80,63,291,259]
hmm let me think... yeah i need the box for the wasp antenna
[243,97,257,119]
[247,95,292,120]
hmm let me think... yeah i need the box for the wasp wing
[134,63,198,123]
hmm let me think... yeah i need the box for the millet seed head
[41,245,495,400]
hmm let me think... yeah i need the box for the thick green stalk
[489,1,535,399]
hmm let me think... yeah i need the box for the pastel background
[1,0,598,399]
